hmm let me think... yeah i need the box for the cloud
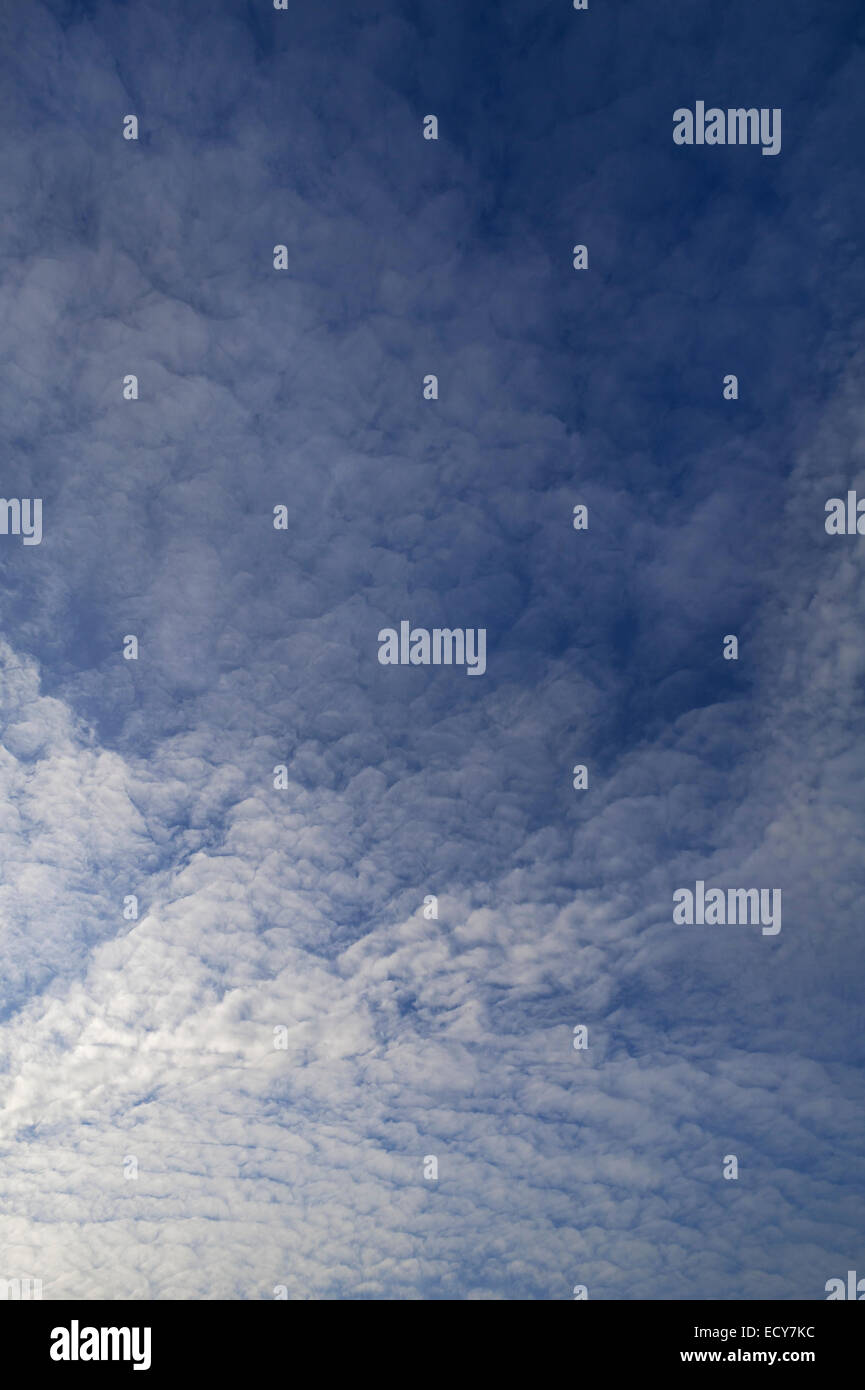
[0,0,862,1301]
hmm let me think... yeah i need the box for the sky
[0,0,863,1300]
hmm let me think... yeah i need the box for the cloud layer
[0,0,863,1299]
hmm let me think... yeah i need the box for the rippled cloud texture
[0,0,863,1300]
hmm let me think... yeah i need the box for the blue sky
[0,0,863,1299]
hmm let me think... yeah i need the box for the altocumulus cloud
[0,0,863,1299]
